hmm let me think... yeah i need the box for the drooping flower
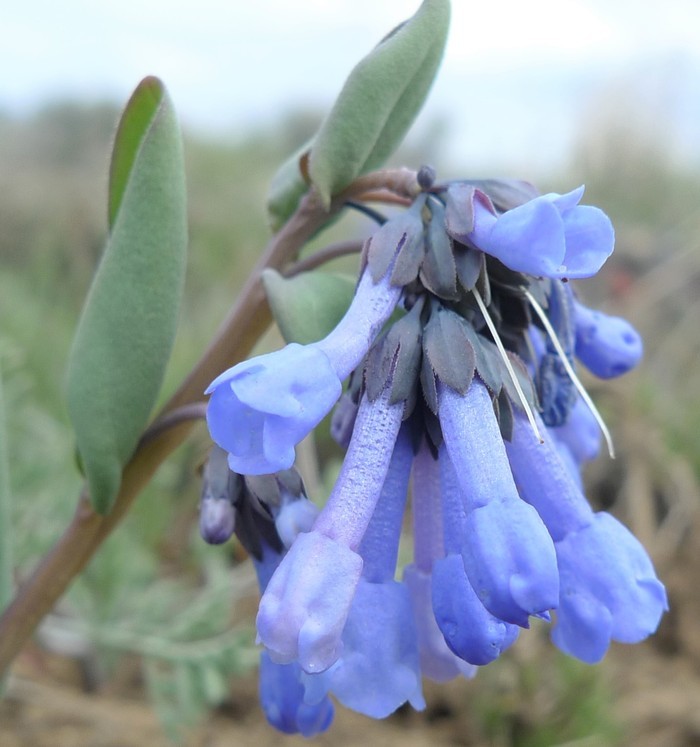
[300,427,424,717]
[256,383,405,673]
[200,168,665,735]
[403,440,478,682]
[553,513,669,663]
[432,446,520,665]
[438,378,559,626]
[253,537,335,736]
[202,461,335,736]
[506,411,668,662]
[448,184,615,279]
[206,260,403,475]
[258,651,334,737]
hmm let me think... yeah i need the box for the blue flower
[573,300,643,378]
[506,411,667,662]
[467,186,615,279]
[205,266,402,475]
[553,513,668,663]
[438,378,559,626]
[432,447,520,665]
[403,439,477,682]
[201,169,666,734]
[303,578,425,718]
[256,384,405,673]
[258,652,334,737]
[252,508,334,736]
[301,428,425,717]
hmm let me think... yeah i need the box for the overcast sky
[4,0,700,174]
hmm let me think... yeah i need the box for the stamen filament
[522,287,615,458]
[472,288,543,444]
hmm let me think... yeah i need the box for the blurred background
[2,1,700,745]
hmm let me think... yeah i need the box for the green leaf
[262,269,356,345]
[66,78,188,515]
[266,139,313,231]
[309,0,450,207]
[108,76,164,229]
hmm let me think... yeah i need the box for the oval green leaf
[309,0,450,207]
[262,269,356,345]
[108,76,164,229]
[66,78,188,514]
[266,139,313,232]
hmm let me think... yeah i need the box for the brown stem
[0,169,419,676]
[284,239,364,277]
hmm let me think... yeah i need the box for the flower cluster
[202,176,667,736]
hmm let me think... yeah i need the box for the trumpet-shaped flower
[256,385,405,673]
[258,652,334,737]
[404,442,477,682]
[301,428,425,717]
[252,513,334,736]
[507,411,667,662]
[466,185,615,279]
[432,449,520,665]
[553,513,668,663]
[206,265,402,475]
[438,378,559,626]
[303,578,425,718]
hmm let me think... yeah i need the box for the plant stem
[284,239,364,277]
[0,169,419,678]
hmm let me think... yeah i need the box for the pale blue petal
[461,495,559,626]
[230,346,336,416]
[481,197,566,276]
[438,379,559,625]
[559,205,615,278]
[551,590,614,664]
[256,530,363,673]
[206,345,341,475]
[359,426,413,583]
[549,185,585,212]
[553,513,668,662]
[306,579,425,718]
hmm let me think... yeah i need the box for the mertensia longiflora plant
[202,171,667,735]
[3,0,665,738]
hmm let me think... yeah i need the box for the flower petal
[438,379,559,625]
[259,652,334,736]
[256,530,363,673]
[559,205,615,278]
[303,579,425,718]
[432,554,519,665]
[479,196,566,276]
[403,564,478,682]
[507,411,594,542]
[553,513,668,662]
